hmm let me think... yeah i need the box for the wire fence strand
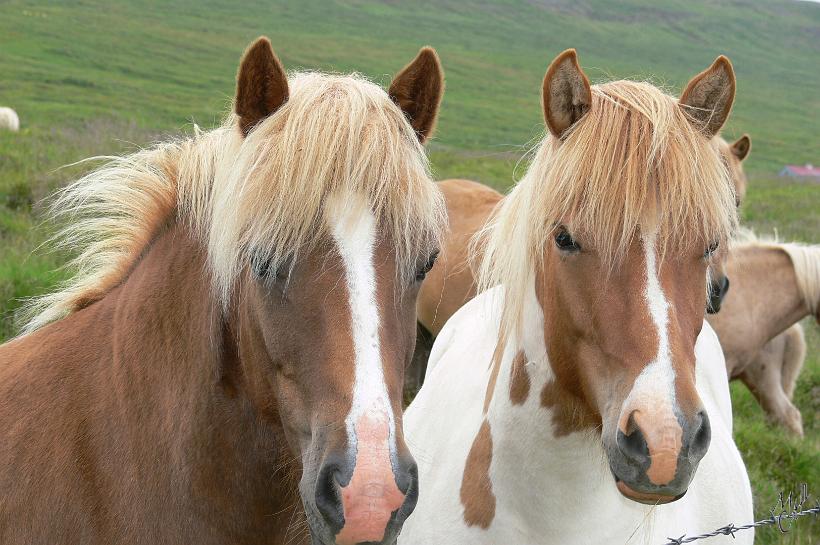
[661,484,819,545]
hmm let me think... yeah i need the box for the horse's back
[417,179,501,336]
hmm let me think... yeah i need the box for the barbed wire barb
[660,484,819,545]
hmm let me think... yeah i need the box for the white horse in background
[0,107,20,131]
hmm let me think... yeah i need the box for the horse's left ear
[235,37,289,137]
[389,47,444,144]
[679,56,736,138]
[731,134,751,161]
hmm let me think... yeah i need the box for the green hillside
[0,1,818,543]
[1,0,819,168]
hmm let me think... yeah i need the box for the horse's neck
[83,221,301,539]
[484,281,598,474]
[107,221,223,403]
[728,245,809,342]
[479,291,628,534]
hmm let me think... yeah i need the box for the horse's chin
[615,480,685,505]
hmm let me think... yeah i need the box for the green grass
[1,1,818,542]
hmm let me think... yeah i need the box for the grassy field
[1,0,818,542]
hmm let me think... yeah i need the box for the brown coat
[0,223,303,545]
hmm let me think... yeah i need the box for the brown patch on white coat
[460,420,496,529]
[509,350,531,405]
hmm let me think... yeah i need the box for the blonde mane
[22,71,445,333]
[732,229,820,315]
[475,79,738,343]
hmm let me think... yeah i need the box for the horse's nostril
[395,459,419,522]
[314,464,344,531]
[616,414,650,466]
[689,410,711,462]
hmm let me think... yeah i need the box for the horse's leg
[739,337,804,437]
[779,323,806,401]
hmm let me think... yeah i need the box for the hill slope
[1,0,818,170]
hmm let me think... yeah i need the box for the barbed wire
[661,484,819,544]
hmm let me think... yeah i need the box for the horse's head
[718,134,752,206]
[498,51,738,504]
[705,134,750,313]
[220,38,444,544]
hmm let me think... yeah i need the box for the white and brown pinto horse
[400,51,753,544]
[418,134,815,438]
[416,135,749,335]
[0,38,446,545]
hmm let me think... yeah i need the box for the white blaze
[622,233,677,412]
[326,194,396,455]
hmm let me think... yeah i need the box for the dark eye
[704,240,719,259]
[252,255,290,282]
[415,250,439,282]
[554,226,580,252]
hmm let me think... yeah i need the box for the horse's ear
[235,37,289,137]
[679,56,736,138]
[731,134,751,161]
[388,47,444,144]
[542,49,592,139]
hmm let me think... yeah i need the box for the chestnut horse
[711,232,819,436]
[0,38,446,545]
[705,134,750,313]
[717,134,751,205]
[400,51,752,544]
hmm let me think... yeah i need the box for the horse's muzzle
[706,275,730,314]
[311,444,418,545]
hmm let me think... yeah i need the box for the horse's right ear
[731,134,751,161]
[389,47,444,144]
[679,56,736,138]
[235,37,289,137]
[542,49,592,139]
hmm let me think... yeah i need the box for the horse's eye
[252,256,290,282]
[704,240,720,259]
[554,226,580,252]
[415,250,439,282]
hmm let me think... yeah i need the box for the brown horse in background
[0,38,446,545]
[717,134,751,205]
